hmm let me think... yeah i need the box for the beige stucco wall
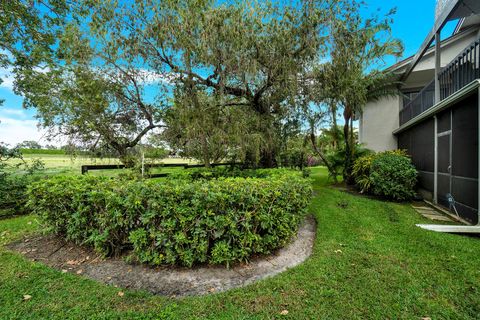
[359,96,400,152]
[414,31,478,72]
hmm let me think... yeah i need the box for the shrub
[369,153,417,201]
[0,144,44,216]
[352,154,376,193]
[353,150,412,196]
[27,170,312,267]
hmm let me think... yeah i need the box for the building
[359,0,480,224]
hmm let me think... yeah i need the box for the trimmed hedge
[370,153,417,201]
[352,150,417,201]
[20,148,66,155]
[27,170,312,267]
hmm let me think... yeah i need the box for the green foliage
[277,135,313,169]
[353,149,411,195]
[326,144,373,180]
[27,170,312,267]
[16,140,42,149]
[19,148,66,155]
[0,144,44,216]
[352,154,376,193]
[162,91,259,165]
[354,151,417,201]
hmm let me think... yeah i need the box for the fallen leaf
[117,291,124,297]
[107,276,112,280]
[76,269,83,274]
[23,295,32,301]
[61,269,68,273]
[334,249,343,254]
[280,310,289,315]
[208,287,215,293]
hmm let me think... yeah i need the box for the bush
[352,154,376,193]
[369,152,417,201]
[27,170,312,267]
[353,150,412,196]
[0,144,44,216]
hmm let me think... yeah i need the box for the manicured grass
[0,167,479,319]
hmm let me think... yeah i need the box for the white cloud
[0,107,26,118]
[0,68,14,90]
[137,69,178,85]
[0,117,50,146]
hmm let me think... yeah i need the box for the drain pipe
[477,86,480,226]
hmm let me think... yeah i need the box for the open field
[0,167,479,319]
[6,153,198,176]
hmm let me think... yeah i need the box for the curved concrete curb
[9,216,316,297]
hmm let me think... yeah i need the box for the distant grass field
[7,153,198,176]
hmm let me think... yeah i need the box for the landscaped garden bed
[26,169,312,268]
[8,215,316,296]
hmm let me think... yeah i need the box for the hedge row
[27,171,312,267]
[19,148,67,155]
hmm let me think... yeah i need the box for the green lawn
[6,153,198,176]
[0,167,479,319]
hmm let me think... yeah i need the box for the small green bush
[27,170,312,267]
[353,150,413,197]
[352,154,376,193]
[0,145,44,216]
[369,153,417,201]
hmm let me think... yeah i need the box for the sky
[0,0,459,147]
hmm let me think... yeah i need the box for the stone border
[8,216,316,297]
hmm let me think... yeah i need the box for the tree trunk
[330,102,339,150]
[259,149,277,168]
[309,127,338,183]
[116,146,136,168]
[343,106,354,185]
[201,133,211,168]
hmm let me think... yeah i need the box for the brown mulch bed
[7,216,316,297]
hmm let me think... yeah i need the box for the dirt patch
[7,216,316,297]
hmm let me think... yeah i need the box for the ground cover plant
[26,169,312,267]
[1,167,479,319]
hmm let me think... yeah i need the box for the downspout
[435,31,441,103]
[433,31,441,204]
[478,86,480,225]
[434,115,438,204]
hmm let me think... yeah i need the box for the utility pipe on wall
[435,31,441,104]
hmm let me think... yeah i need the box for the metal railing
[399,80,435,125]
[439,38,480,99]
[399,37,480,126]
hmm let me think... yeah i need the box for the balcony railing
[439,38,480,99]
[399,80,435,125]
[399,37,480,126]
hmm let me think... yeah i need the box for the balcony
[399,37,480,126]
